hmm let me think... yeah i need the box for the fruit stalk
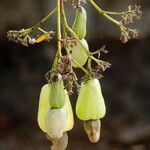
[61,0,67,38]
[34,8,57,30]
[88,0,120,26]
[57,0,62,57]
[49,74,66,109]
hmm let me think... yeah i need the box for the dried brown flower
[120,26,139,43]
[120,30,131,43]
[7,29,35,47]
[56,55,77,94]
[64,0,86,8]
[63,37,78,49]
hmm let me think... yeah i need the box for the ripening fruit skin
[45,108,68,139]
[37,84,74,133]
[76,78,106,121]
[50,74,66,109]
[72,6,87,39]
[71,38,89,68]
[37,84,51,132]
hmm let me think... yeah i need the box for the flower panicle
[120,26,139,43]
[118,5,142,43]
[121,5,142,25]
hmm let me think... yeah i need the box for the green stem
[61,0,67,38]
[20,8,57,36]
[88,0,120,26]
[103,10,134,16]
[57,0,62,57]
[72,59,89,74]
[51,51,59,72]
[88,58,92,72]
[50,0,62,74]
[103,11,123,15]
[38,27,47,34]
[34,8,57,30]
[91,56,99,64]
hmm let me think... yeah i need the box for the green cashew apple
[37,84,74,134]
[71,38,89,68]
[72,6,87,39]
[76,78,106,121]
[37,84,51,132]
[64,90,74,132]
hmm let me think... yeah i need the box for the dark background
[0,0,150,149]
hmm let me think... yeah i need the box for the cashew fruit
[71,38,89,68]
[72,6,87,39]
[76,78,106,121]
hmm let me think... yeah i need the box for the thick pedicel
[72,6,87,39]
[76,78,106,121]
[50,74,66,108]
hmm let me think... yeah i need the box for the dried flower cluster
[63,37,77,49]
[119,5,142,43]
[121,5,142,25]
[57,55,78,94]
[7,28,54,46]
[87,46,111,78]
[64,0,86,8]
[120,27,139,43]
[7,29,35,46]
